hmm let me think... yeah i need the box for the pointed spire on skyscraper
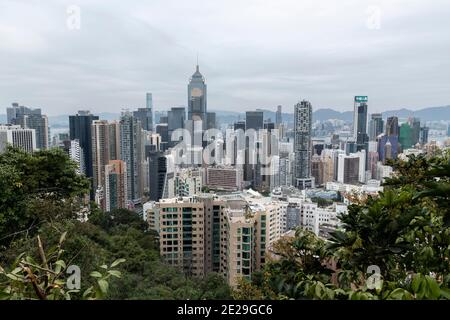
[196,53,199,71]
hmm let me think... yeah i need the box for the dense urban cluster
[1,65,449,296]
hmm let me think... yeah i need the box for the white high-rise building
[69,139,85,175]
[7,103,49,150]
[0,125,36,153]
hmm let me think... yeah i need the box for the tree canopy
[0,147,230,300]
[234,151,450,300]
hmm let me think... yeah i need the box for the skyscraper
[133,93,153,131]
[420,127,429,145]
[92,120,112,208]
[120,111,144,205]
[378,134,399,163]
[399,122,413,150]
[188,64,207,130]
[148,151,167,201]
[69,139,85,175]
[108,121,121,161]
[167,107,186,139]
[104,160,127,212]
[294,100,313,189]
[246,111,264,131]
[386,116,399,137]
[353,96,369,150]
[311,153,323,186]
[408,117,421,146]
[69,111,99,179]
[0,124,36,153]
[7,103,49,150]
[369,113,384,141]
[275,105,282,128]
[337,153,360,185]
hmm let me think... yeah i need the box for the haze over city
[1,0,450,115]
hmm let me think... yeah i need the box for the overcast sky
[1,0,450,116]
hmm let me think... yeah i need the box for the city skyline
[1,1,450,115]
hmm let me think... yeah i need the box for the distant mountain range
[262,105,450,123]
[1,105,449,130]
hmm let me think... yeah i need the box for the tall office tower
[420,127,429,145]
[188,64,207,130]
[399,123,413,150]
[6,102,19,124]
[7,103,49,150]
[108,121,121,160]
[311,153,323,186]
[337,153,360,185]
[353,96,369,151]
[69,139,85,175]
[148,151,167,201]
[245,111,264,131]
[377,134,399,163]
[386,116,399,137]
[369,113,384,141]
[104,160,127,212]
[278,157,293,187]
[0,125,36,153]
[69,111,99,179]
[206,112,216,130]
[367,150,379,180]
[168,107,186,144]
[276,105,282,128]
[120,111,144,205]
[408,117,421,145]
[156,123,169,151]
[132,93,153,131]
[92,120,111,207]
[321,151,335,185]
[294,100,313,189]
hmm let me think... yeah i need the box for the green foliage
[0,146,90,249]
[0,233,124,300]
[235,152,450,300]
[0,147,231,300]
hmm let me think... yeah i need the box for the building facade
[294,100,313,189]
[120,111,144,205]
[188,65,208,130]
[104,160,127,212]
[69,111,99,180]
[0,125,36,153]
